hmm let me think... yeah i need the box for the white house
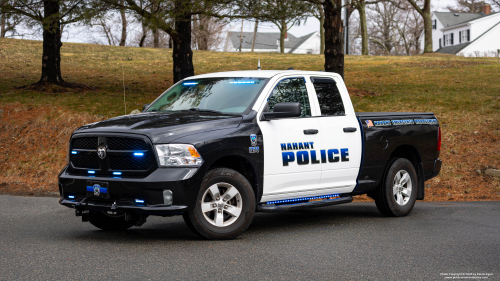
[419,4,500,56]
[227,31,321,54]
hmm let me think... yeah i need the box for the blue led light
[135,199,145,204]
[71,151,78,155]
[88,170,95,174]
[266,194,340,205]
[113,172,122,175]
[133,152,144,156]
[183,82,198,86]
[230,81,255,84]
[68,195,75,199]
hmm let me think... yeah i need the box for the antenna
[122,61,126,115]
[257,59,261,70]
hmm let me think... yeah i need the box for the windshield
[147,77,269,114]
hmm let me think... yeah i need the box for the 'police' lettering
[282,152,295,166]
[341,148,349,162]
[296,151,309,165]
[328,149,339,163]
[310,150,320,164]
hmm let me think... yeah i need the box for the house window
[444,33,454,46]
[307,49,313,54]
[460,29,470,43]
[432,20,437,30]
[439,38,442,48]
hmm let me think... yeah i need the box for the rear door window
[310,77,345,116]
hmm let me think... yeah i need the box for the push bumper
[59,197,187,215]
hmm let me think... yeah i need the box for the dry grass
[1,38,499,200]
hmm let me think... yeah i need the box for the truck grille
[71,154,100,169]
[69,136,154,174]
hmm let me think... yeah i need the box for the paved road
[0,196,498,280]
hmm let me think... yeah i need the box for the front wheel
[183,168,255,240]
[374,158,418,217]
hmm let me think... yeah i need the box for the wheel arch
[388,145,425,200]
[207,155,261,202]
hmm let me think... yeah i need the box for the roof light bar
[183,82,198,86]
[266,194,340,205]
[230,81,255,84]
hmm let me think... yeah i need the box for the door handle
[303,129,319,135]
[343,127,357,133]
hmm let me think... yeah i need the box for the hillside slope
[0,38,499,201]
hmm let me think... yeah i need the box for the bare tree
[192,15,227,50]
[311,4,325,54]
[351,0,382,55]
[447,0,486,12]
[1,1,23,38]
[368,1,398,55]
[404,0,432,53]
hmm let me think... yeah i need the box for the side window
[311,77,345,116]
[267,78,311,117]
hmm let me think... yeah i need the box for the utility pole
[251,19,258,52]
[239,19,244,52]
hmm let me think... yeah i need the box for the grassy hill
[1,38,499,201]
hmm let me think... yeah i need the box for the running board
[257,196,353,212]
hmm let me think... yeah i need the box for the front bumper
[58,165,203,213]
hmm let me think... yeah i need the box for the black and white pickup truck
[59,70,442,239]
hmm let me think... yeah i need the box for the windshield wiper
[188,108,224,114]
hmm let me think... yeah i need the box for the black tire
[374,158,418,217]
[89,211,137,231]
[183,168,255,240]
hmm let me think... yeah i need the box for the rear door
[306,75,362,195]
[257,76,323,202]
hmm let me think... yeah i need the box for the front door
[257,77,323,202]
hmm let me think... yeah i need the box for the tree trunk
[251,19,258,52]
[197,15,209,50]
[323,0,344,79]
[1,10,6,38]
[172,5,194,82]
[318,4,325,55]
[153,27,159,48]
[358,0,368,55]
[279,19,286,53]
[168,36,172,48]
[39,0,63,84]
[119,0,127,46]
[139,20,147,47]
[422,0,432,53]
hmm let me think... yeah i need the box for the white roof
[188,70,335,79]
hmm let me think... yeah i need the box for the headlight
[155,144,204,167]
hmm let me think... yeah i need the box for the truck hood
[73,112,243,144]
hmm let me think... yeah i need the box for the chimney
[482,4,491,15]
[285,32,288,39]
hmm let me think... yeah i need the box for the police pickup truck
[59,70,442,239]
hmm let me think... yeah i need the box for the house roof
[434,11,497,28]
[228,32,317,52]
[436,42,471,54]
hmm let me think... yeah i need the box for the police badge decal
[250,134,257,147]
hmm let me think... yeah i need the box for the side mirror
[261,102,301,121]
[142,104,150,112]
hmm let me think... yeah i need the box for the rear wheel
[374,158,418,217]
[183,168,255,240]
[89,211,137,231]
